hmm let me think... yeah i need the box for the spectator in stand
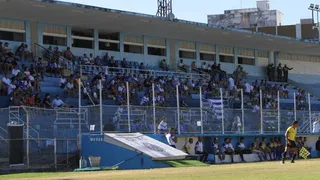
[103,53,110,65]
[15,43,25,60]
[3,42,14,58]
[64,47,74,63]
[66,79,74,97]
[12,66,21,77]
[313,119,320,133]
[228,75,235,90]
[158,118,168,134]
[283,65,293,83]
[212,137,225,162]
[160,59,168,71]
[52,95,66,108]
[223,138,235,163]
[201,62,207,72]
[231,116,242,134]
[83,54,90,65]
[277,63,283,82]
[178,59,187,72]
[89,53,94,64]
[139,62,146,74]
[60,76,67,89]
[121,58,129,69]
[43,93,52,108]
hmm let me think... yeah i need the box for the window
[179,41,196,59]
[0,19,25,42]
[148,47,166,56]
[43,36,66,46]
[124,35,143,54]
[71,28,93,49]
[147,38,166,56]
[238,57,255,65]
[219,55,234,63]
[200,53,215,61]
[99,32,120,51]
[0,31,24,42]
[179,50,195,59]
[124,44,143,54]
[42,24,66,46]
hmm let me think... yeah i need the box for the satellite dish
[168,13,175,21]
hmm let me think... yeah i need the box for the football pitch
[2,159,320,180]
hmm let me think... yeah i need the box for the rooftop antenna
[156,0,175,20]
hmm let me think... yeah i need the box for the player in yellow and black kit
[281,120,299,164]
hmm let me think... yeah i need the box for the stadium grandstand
[0,0,320,171]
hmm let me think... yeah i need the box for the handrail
[80,65,210,80]
[0,126,8,143]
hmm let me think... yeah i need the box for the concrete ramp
[104,133,187,160]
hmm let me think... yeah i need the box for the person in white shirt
[228,75,235,90]
[165,128,177,148]
[244,82,251,94]
[313,119,320,133]
[212,138,225,162]
[252,104,260,113]
[2,73,11,86]
[52,95,64,108]
[195,137,208,163]
[223,138,235,163]
[60,76,67,89]
[140,95,149,106]
[158,119,168,134]
[12,67,20,77]
[8,82,16,95]
[232,116,242,134]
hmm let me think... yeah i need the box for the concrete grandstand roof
[1,0,320,56]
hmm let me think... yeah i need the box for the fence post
[308,93,312,133]
[241,89,244,134]
[26,112,30,169]
[277,91,280,133]
[220,88,224,134]
[152,83,156,134]
[54,138,57,169]
[78,77,81,139]
[99,80,103,134]
[67,139,69,168]
[200,87,203,134]
[260,89,263,134]
[176,85,180,134]
[294,92,297,121]
[126,82,131,132]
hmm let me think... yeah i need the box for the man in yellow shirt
[281,120,298,164]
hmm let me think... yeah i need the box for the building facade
[208,0,284,28]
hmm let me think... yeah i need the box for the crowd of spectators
[0,43,308,113]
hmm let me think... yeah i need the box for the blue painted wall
[81,134,170,170]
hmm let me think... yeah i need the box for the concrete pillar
[119,33,124,60]
[268,51,274,65]
[234,47,238,66]
[166,38,170,62]
[143,36,148,64]
[215,45,220,63]
[174,40,179,69]
[93,29,99,56]
[196,42,200,63]
[66,25,72,48]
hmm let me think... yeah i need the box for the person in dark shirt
[277,63,283,82]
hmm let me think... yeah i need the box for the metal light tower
[156,0,174,20]
[308,3,320,41]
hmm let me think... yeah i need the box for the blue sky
[60,0,320,25]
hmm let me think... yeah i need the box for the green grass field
[2,159,320,180]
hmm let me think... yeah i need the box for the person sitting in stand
[259,137,272,160]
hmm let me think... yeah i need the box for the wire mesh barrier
[0,138,77,169]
